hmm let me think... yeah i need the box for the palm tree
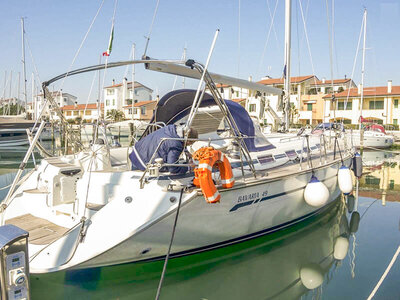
[106,109,125,122]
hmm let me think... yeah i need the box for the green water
[1,145,399,299]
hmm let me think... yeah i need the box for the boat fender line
[193,147,235,203]
[156,188,185,300]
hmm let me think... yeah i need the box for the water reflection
[360,150,400,204]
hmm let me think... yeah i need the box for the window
[369,100,384,109]
[67,111,72,116]
[134,90,138,95]
[394,99,399,108]
[106,100,110,106]
[85,110,91,115]
[389,180,395,190]
[337,101,352,110]
[249,104,256,112]
[107,89,114,95]
[73,111,79,116]
[112,99,115,106]
[128,108,132,114]
[141,106,146,114]
[365,175,380,186]
[394,119,398,125]
[307,103,313,111]
[63,97,67,102]
[134,108,138,114]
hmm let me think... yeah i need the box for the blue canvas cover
[142,89,274,152]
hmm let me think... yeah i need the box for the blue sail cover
[142,89,274,152]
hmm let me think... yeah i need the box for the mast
[283,0,292,131]
[359,9,367,149]
[21,18,28,119]
[131,43,135,120]
[359,9,367,129]
[18,72,20,114]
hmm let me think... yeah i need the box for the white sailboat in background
[0,18,35,148]
[345,9,394,149]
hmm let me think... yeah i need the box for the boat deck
[5,214,69,245]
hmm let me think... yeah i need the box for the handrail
[1,121,46,224]
[138,135,258,188]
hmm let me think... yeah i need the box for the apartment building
[299,78,356,125]
[246,75,317,125]
[122,100,157,120]
[61,103,104,122]
[103,79,153,117]
[323,80,400,125]
[33,91,77,121]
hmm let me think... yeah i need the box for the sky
[0,0,399,104]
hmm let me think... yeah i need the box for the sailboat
[0,18,35,148]
[0,0,354,287]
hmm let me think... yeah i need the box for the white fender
[334,236,349,260]
[338,166,353,195]
[304,176,329,207]
[300,263,324,289]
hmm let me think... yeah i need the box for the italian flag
[103,25,114,56]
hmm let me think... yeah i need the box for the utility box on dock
[0,224,30,300]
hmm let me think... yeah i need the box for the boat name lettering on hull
[231,191,268,212]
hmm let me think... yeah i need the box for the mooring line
[366,245,400,300]
[155,188,185,300]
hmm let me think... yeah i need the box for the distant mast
[283,0,292,131]
[359,9,367,149]
[21,17,28,119]
[359,9,367,129]
[131,43,135,120]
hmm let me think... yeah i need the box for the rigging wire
[298,0,319,95]
[237,0,241,77]
[325,0,335,116]
[341,14,364,122]
[143,0,161,57]
[258,0,279,77]
[59,0,106,93]
[25,34,42,84]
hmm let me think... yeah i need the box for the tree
[289,103,299,124]
[106,109,125,122]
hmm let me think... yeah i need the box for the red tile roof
[232,98,246,103]
[323,86,400,98]
[311,78,352,85]
[61,103,104,110]
[122,100,156,108]
[216,84,231,88]
[257,75,316,85]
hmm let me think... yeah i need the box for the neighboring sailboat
[345,9,393,149]
[0,18,34,148]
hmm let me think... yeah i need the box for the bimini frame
[41,57,284,178]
